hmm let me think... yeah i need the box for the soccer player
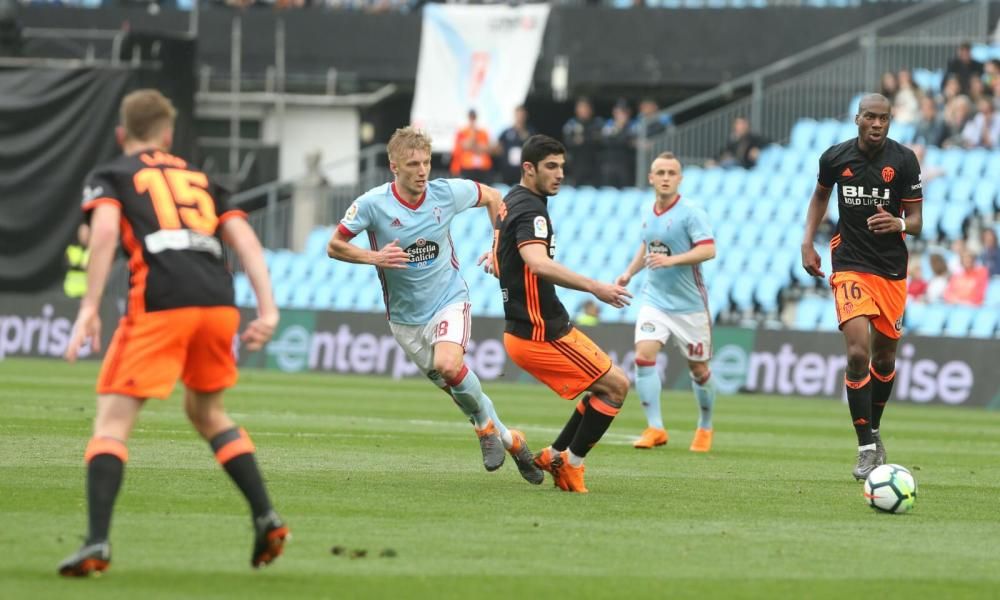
[614,152,717,453]
[59,90,288,576]
[327,127,542,485]
[489,134,632,494]
[801,93,923,480]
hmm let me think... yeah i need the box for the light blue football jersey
[339,178,482,325]
[639,196,715,314]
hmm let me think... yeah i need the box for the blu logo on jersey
[405,237,440,268]
[649,241,672,256]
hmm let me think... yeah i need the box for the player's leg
[632,306,671,449]
[184,389,288,567]
[182,306,287,568]
[831,273,881,480]
[551,364,629,493]
[842,315,877,480]
[58,393,144,577]
[868,277,906,466]
[60,311,183,577]
[668,310,715,452]
[633,340,668,449]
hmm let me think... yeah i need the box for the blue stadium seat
[755,274,784,313]
[939,206,969,241]
[763,173,789,198]
[731,274,758,311]
[274,285,294,308]
[721,170,747,197]
[847,93,866,117]
[268,250,295,282]
[706,199,727,223]
[794,296,826,330]
[305,227,333,257]
[892,122,915,145]
[313,283,336,309]
[949,178,975,205]
[985,277,1000,306]
[959,148,988,180]
[970,308,998,338]
[974,181,997,217]
[813,120,841,150]
[939,148,965,176]
[289,283,314,309]
[943,305,976,338]
[285,254,312,284]
[743,171,768,197]
[790,119,817,150]
[987,153,1000,182]
[779,150,802,174]
[817,300,840,331]
[233,273,254,307]
[755,145,783,171]
[912,304,949,336]
[837,121,856,143]
[735,225,762,252]
[727,197,754,222]
[698,169,724,197]
[714,221,739,251]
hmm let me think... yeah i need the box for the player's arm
[519,243,632,308]
[327,228,409,269]
[220,217,279,351]
[65,203,120,361]
[801,183,833,277]
[646,242,715,270]
[615,242,647,286]
[474,185,504,275]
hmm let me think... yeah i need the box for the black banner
[0,67,130,291]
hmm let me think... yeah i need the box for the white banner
[411,4,550,153]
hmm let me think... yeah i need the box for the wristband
[898,218,906,233]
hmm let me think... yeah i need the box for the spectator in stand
[893,69,922,125]
[913,96,947,147]
[941,95,974,148]
[600,99,636,188]
[574,300,601,327]
[494,105,536,186]
[942,41,984,97]
[716,117,768,169]
[562,97,604,186]
[948,238,968,273]
[943,250,989,306]
[636,98,672,138]
[981,228,1000,276]
[984,59,1000,93]
[968,76,987,106]
[449,109,493,181]
[936,75,962,112]
[879,71,899,103]
[961,97,1000,149]
[926,253,951,304]
[906,259,928,303]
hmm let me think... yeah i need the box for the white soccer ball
[864,464,917,514]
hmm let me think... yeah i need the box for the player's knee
[845,345,870,376]
[871,355,895,375]
[607,366,630,404]
[434,357,465,383]
[689,361,710,382]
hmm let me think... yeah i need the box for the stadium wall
[3,292,997,409]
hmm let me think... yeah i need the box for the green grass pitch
[2,357,999,599]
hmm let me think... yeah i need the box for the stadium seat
[939,148,965,176]
[986,153,1000,183]
[755,145,783,171]
[912,304,949,337]
[731,273,758,311]
[892,122,915,145]
[727,197,754,223]
[312,283,336,309]
[289,283,314,309]
[985,277,1000,306]
[790,119,817,150]
[813,120,841,150]
[754,274,784,313]
[817,300,840,331]
[974,181,997,217]
[939,205,969,241]
[970,308,998,338]
[837,121,856,143]
[793,296,825,330]
[943,305,976,338]
[305,227,333,257]
[699,169,724,197]
[721,170,747,197]
[234,273,254,307]
[959,149,988,180]
[743,171,768,197]
[285,254,313,284]
[274,285,295,308]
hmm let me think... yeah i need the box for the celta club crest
[881,166,895,183]
[433,206,442,224]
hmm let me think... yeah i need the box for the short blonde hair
[120,89,177,142]
[387,126,433,163]
[651,151,682,171]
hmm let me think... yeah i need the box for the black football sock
[846,375,875,447]
[552,395,590,451]
[84,437,128,544]
[568,393,622,458]
[870,366,896,431]
[211,427,273,519]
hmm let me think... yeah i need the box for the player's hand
[614,272,631,287]
[374,239,409,269]
[801,243,825,278]
[867,205,902,234]
[592,282,633,308]
[476,251,497,277]
[242,309,279,352]
[65,304,101,363]
[645,254,674,270]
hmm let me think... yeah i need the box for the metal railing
[231,144,388,253]
[638,0,991,179]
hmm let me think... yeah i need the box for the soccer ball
[863,464,917,514]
